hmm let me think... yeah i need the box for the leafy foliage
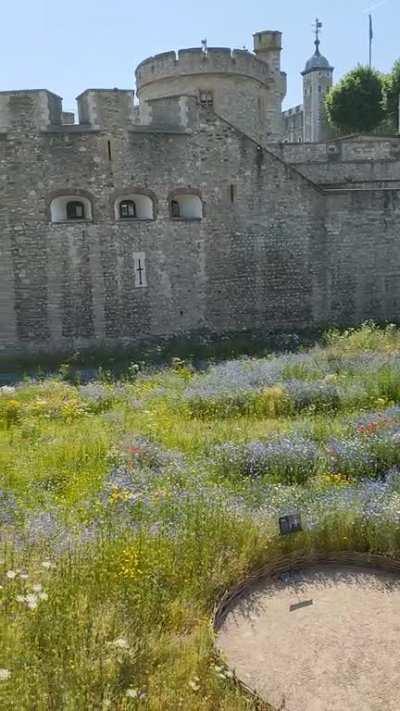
[384,59,400,130]
[325,65,384,134]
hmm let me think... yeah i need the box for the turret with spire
[302,18,334,142]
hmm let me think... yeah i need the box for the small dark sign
[279,513,302,536]
[289,599,313,612]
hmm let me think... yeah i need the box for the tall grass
[1,324,400,708]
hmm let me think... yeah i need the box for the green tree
[384,59,400,130]
[325,65,384,135]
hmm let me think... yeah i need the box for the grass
[2,323,400,708]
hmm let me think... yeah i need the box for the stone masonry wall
[2,89,400,359]
[1,95,325,357]
[271,138,400,187]
[325,189,400,324]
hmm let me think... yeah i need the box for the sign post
[279,513,302,536]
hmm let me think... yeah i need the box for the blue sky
[3,0,398,112]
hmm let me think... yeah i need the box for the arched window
[171,200,181,218]
[50,195,92,223]
[170,194,203,220]
[66,201,85,220]
[114,194,154,221]
[119,200,137,219]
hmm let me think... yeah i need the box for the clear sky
[3,0,399,113]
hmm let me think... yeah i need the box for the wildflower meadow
[2,323,400,709]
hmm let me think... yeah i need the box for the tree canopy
[384,59,400,130]
[325,66,384,135]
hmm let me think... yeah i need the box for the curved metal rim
[211,550,400,710]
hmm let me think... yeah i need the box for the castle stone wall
[270,138,400,187]
[3,81,400,358]
[325,189,400,324]
[0,100,326,357]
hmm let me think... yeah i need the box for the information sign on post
[279,513,302,536]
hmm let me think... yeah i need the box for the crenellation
[0,90,63,131]
[76,89,135,129]
[136,46,272,92]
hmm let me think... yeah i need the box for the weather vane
[313,17,323,51]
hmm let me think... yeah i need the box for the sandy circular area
[217,565,400,711]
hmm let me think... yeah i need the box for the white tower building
[302,19,334,143]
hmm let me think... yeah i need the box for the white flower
[19,573,29,580]
[112,637,129,650]
[41,561,52,570]
[126,688,138,698]
[31,584,42,593]
[1,386,15,394]
[25,594,38,609]
[0,669,11,681]
[16,595,25,603]
[6,571,17,580]
[39,592,48,601]
[188,680,200,691]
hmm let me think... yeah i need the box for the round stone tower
[301,25,334,143]
[135,31,287,143]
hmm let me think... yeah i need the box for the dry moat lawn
[2,323,400,709]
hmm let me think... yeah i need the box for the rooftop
[302,39,333,76]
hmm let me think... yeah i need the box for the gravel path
[217,565,400,710]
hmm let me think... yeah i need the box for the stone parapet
[136,47,273,93]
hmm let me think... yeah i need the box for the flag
[369,14,373,41]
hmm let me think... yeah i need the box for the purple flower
[0,490,18,525]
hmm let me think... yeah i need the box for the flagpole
[369,14,373,68]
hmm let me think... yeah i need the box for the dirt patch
[217,565,400,710]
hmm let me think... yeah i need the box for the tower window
[114,193,154,221]
[119,200,137,219]
[170,194,203,220]
[171,199,181,218]
[199,91,213,107]
[50,195,92,223]
[66,201,85,220]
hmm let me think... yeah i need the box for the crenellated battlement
[0,30,284,142]
[0,89,63,131]
[135,47,274,93]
